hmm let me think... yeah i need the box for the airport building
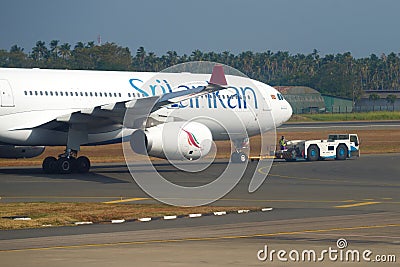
[276,86,400,113]
[355,90,400,112]
[276,86,353,114]
[322,94,353,113]
[275,86,325,114]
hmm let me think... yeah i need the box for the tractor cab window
[350,135,359,146]
[328,134,337,141]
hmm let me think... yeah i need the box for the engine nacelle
[0,145,45,159]
[130,122,213,160]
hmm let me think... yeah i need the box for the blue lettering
[128,78,259,110]
[241,87,258,109]
[149,80,165,95]
[179,99,189,108]
[227,86,241,109]
[129,78,173,97]
[149,84,157,95]
[189,97,199,108]
[207,94,214,108]
[164,80,173,93]
[214,92,227,109]
[176,85,189,108]
[178,85,190,90]
[129,78,149,96]
[227,95,237,109]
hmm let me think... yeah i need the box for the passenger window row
[23,91,251,100]
[23,90,146,98]
[200,94,252,100]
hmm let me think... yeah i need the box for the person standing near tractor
[279,136,287,150]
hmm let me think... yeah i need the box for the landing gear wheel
[42,153,91,174]
[284,148,297,162]
[238,152,248,163]
[336,144,348,160]
[42,156,57,174]
[76,156,90,173]
[307,145,319,161]
[57,158,74,174]
[230,152,248,163]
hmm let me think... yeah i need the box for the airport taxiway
[0,154,399,266]
[0,154,399,209]
[279,120,400,131]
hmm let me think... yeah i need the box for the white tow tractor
[276,134,360,161]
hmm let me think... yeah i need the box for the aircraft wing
[28,65,228,131]
[155,65,227,106]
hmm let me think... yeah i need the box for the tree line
[1,40,400,99]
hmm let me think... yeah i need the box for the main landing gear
[230,138,249,163]
[42,149,90,174]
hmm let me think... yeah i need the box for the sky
[0,0,399,58]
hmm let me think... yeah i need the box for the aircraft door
[0,80,15,107]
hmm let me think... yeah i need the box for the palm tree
[10,45,24,53]
[49,40,59,59]
[179,54,188,64]
[190,50,203,61]
[5,41,400,100]
[222,51,232,65]
[74,42,85,50]
[134,46,146,70]
[86,41,95,49]
[59,43,71,60]
[31,41,49,62]
[145,52,157,71]
[166,50,178,66]
[8,45,28,67]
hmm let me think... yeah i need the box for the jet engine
[130,122,213,160]
[0,145,45,159]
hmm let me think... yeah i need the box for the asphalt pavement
[0,154,399,266]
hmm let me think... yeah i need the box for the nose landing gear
[230,151,248,163]
[230,138,249,163]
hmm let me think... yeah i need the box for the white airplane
[0,65,292,173]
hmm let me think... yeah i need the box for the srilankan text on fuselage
[129,78,259,110]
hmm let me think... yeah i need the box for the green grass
[289,111,400,122]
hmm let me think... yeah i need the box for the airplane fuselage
[0,68,292,147]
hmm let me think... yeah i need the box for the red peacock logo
[182,129,201,148]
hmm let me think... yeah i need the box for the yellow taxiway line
[334,201,381,208]
[103,197,149,204]
[1,223,399,253]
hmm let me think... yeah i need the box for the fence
[291,105,352,114]
[354,105,400,112]
[286,94,400,114]
[291,105,399,114]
